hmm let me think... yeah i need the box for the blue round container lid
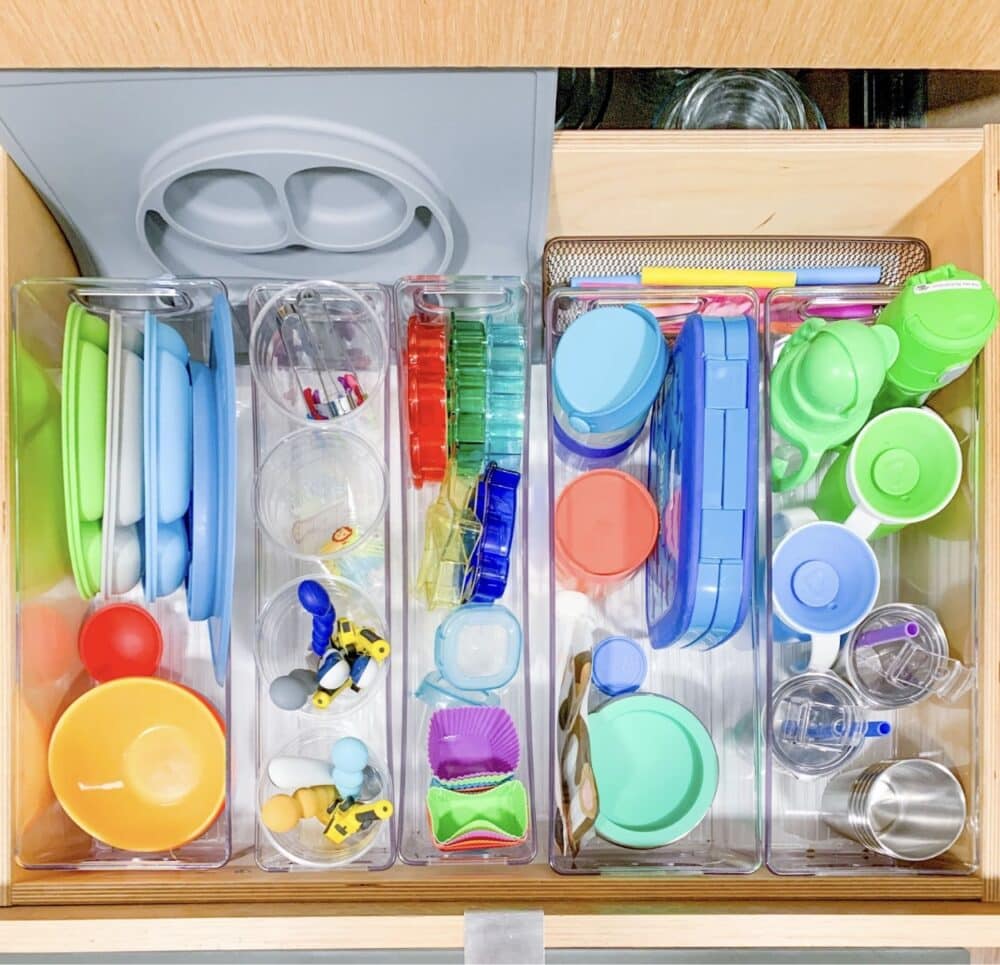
[553,304,668,435]
[592,636,647,696]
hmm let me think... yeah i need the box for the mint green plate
[589,693,718,849]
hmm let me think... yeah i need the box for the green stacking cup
[813,407,962,540]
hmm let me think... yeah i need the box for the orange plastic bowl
[48,677,226,853]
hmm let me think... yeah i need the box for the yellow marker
[640,267,796,288]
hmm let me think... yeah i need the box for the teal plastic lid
[588,693,718,848]
[553,305,668,435]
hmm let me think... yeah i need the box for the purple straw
[856,621,919,649]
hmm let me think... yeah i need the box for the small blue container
[552,304,667,467]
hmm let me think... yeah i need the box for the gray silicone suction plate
[0,70,555,300]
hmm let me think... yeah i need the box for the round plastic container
[256,574,388,719]
[552,304,667,466]
[254,428,387,561]
[258,730,392,868]
[249,280,388,429]
[554,469,659,594]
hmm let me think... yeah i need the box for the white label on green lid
[913,280,983,294]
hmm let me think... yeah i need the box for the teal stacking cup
[552,304,667,468]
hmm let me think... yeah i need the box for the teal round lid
[553,304,668,435]
[589,693,718,848]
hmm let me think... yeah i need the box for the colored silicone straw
[794,266,881,285]
[571,267,881,287]
[856,620,920,648]
[779,719,892,741]
[642,267,796,287]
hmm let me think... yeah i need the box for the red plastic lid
[555,470,659,587]
[78,603,163,682]
[407,316,448,488]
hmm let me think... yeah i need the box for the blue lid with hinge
[646,314,758,650]
[553,304,667,435]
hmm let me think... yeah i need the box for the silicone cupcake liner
[431,772,514,792]
[406,315,448,488]
[463,464,519,603]
[427,779,530,846]
[428,706,520,780]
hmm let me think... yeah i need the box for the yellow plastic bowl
[48,677,226,853]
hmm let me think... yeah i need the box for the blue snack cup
[552,304,667,467]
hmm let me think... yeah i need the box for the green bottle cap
[874,264,998,411]
[770,318,899,492]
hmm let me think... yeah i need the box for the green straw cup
[770,318,899,492]
[813,407,962,540]
[872,264,998,413]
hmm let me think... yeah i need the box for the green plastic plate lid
[588,693,718,849]
[61,303,109,599]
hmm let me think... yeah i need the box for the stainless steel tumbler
[821,759,966,861]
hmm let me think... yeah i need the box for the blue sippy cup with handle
[552,304,667,467]
[772,520,880,671]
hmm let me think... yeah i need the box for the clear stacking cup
[253,428,387,561]
[248,280,389,431]
[258,729,393,868]
[256,574,388,719]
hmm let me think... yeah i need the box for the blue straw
[794,266,882,285]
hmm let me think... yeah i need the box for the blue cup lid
[591,636,647,697]
[773,522,879,635]
[553,304,668,435]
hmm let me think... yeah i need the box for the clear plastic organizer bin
[394,276,536,865]
[764,285,981,875]
[248,280,395,872]
[11,278,234,869]
[545,285,764,874]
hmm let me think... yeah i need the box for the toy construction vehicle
[322,798,394,844]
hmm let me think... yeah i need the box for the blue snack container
[552,304,668,467]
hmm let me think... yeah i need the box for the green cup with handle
[813,407,962,540]
[770,318,899,492]
[872,264,998,414]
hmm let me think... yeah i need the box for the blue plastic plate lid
[142,312,159,602]
[209,294,237,686]
[552,304,668,435]
[646,314,758,650]
[143,313,192,603]
[186,361,217,622]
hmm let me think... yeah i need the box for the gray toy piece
[0,70,555,299]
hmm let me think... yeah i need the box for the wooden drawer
[2,127,1000,953]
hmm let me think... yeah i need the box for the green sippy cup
[872,264,998,413]
[812,407,962,540]
[770,318,899,492]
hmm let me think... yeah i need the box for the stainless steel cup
[821,759,966,861]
